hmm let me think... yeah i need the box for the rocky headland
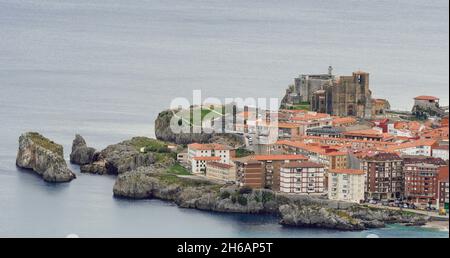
[113,166,428,231]
[16,132,76,182]
[16,132,429,231]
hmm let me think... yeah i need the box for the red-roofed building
[342,129,384,141]
[372,118,390,133]
[299,135,396,151]
[384,139,437,156]
[422,127,449,141]
[250,154,308,161]
[278,111,333,138]
[188,143,233,174]
[413,96,440,111]
[404,157,447,208]
[332,116,357,127]
[414,96,440,101]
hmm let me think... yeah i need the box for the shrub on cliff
[237,195,248,206]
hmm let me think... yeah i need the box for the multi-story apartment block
[328,169,365,203]
[249,154,308,191]
[234,159,265,189]
[403,157,446,208]
[280,162,325,194]
[361,152,404,201]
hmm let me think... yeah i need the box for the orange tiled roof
[421,127,449,139]
[188,143,232,151]
[332,116,357,125]
[384,139,437,152]
[291,112,330,122]
[300,135,396,147]
[394,121,423,132]
[250,154,308,161]
[414,95,439,101]
[276,140,347,156]
[343,129,383,137]
[329,168,365,175]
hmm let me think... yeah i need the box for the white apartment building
[328,169,366,203]
[187,143,233,174]
[279,162,325,194]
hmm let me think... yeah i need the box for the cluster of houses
[176,96,449,213]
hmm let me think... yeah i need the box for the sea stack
[70,134,97,165]
[16,132,76,182]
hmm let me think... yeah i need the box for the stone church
[288,67,386,119]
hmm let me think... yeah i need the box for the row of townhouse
[236,155,365,203]
[270,139,449,206]
[183,143,449,210]
[353,152,449,209]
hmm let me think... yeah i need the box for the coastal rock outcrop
[279,204,366,231]
[155,109,214,144]
[70,134,97,165]
[16,132,76,182]
[78,136,171,175]
[112,166,429,231]
[155,109,245,147]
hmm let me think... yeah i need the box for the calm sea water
[0,0,448,237]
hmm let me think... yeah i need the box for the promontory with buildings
[16,68,449,231]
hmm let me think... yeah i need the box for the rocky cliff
[72,136,174,175]
[113,166,428,231]
[155,109,245,147]
[155,109,212,144]
[16,132,76,182]
[70,134,97,165]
